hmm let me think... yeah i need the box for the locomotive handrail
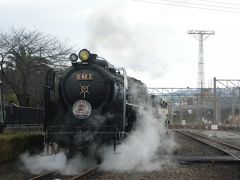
[116,67,128,133]
[126,102,144,109]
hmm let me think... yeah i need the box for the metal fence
[4,105,44,126]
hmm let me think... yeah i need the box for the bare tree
[0,28,72,107]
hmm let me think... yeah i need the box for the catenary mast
[188,30,215,88]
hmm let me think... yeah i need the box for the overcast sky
[1,0,240,88]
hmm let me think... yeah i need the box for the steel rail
[175,129,240,160]
[28,167,98,180]
[70,167,99,180]
[28,172,54,180]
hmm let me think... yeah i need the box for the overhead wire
[151,0,240,10]
[132,0,240,14]
[199,0,240,7]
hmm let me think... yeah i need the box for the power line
[153,0,240,10]
[199,0,240,7]
[132,0,240,14]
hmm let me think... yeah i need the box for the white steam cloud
[85,10,168,80]
[100,109,176,171]
[19,152,97,175]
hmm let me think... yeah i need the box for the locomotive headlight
[69,53,78,63]
[79,49,90,61]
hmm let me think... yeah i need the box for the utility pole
[213,77,217,124]
[188,30,215,122]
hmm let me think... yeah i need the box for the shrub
[0,133,44,162]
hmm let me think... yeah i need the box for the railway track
[175,129,240,161]
[28,167,98,180]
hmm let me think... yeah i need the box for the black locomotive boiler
[44,49,148,157]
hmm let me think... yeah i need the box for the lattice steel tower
[188,30,215,88]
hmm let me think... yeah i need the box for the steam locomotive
[44,49,148,156]
[44,49,164,158]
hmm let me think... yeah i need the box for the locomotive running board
[159,155,240,164]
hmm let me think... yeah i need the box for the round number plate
[72,100,92,119]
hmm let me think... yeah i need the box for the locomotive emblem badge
[72,100,92,119]
[80,85,90,98]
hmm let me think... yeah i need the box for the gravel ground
[142,164,240,180]
[82,164,240,180]
[222,138,240,147]
[0,161,32,180]
[203,130,240,147]
[173,131,226,156]
[0,129,239,180]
